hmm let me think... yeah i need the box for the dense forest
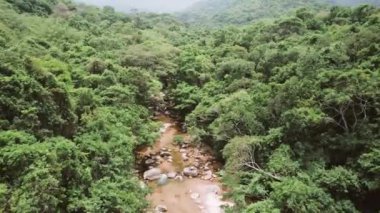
[0,0,379,212]
[178,0,380,26]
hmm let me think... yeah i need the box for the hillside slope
[169,4,380,212]
[178,0,380,26]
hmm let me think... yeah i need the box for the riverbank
[135,114,232,213]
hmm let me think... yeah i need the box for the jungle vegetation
[178,0,380,26]
[0,0,379,212]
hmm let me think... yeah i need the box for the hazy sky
[75,0,201,13]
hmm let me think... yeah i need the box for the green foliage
[0,183,7,209]
[6,0,57,16]
[0,1,171,211]
[0,62,77,138]
[0,0,379,212]
[243,200,280,213]
[173,135,185,145]
[314,166,359,195]
[223,136,265,172]
[179,0,325,26]
[270,178,335,212]
[358,147,380,190]
[172,4,380,212]
[267,145,300,176]
[179,0,380,26]
[78,177,147,212]
[171,83,201,114]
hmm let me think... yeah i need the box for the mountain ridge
[178,0,380,26]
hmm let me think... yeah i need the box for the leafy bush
[174,135,185,145]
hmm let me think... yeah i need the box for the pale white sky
[75,0,201,13]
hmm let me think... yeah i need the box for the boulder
[143,168,162,180]
[182,153,189,161]
[167,172,177,179]
[159,123,171,134]
[175,175,183,181]
[181,123,187,132]
[190,193,200,200]
[155,204,168,212]
[202,170,213,180]
[193,162,200,168]
[183,166,199,177]
[145,158,156,165]
[160,151,171,157]
[157,174,168,185]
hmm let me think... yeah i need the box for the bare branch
[243,162,282,181]
[240,148,282,181]
[233,120,243,135]
[352,104,358,130]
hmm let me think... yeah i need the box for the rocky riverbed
[136,115,233,213]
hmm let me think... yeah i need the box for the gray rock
[143,168,162,180]
[181,123,187,132]
[181,153,189,161]
[145,158,156,165]
[190,193,200,200]
[167,172,177,179]
[193,162,200,168]
[160,151,171,157]
[155,204,168,212]
[175,175,183,181]
[157,174,168,185]
[202,170,213,180]
[183,166,199,177]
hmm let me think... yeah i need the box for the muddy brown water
[136,115,232,213]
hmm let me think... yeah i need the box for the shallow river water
[136,115,232,213]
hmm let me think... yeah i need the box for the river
[136,114,232,213]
